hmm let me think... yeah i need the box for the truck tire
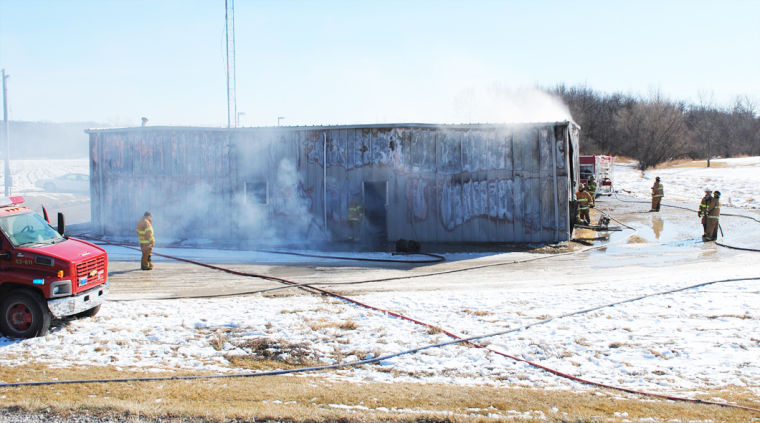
[75,305,101,319]
[0,290,51,338]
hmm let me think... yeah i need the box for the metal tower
[225,0,237,128]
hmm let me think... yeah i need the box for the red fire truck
[0,196,108,338]
[579,155,615,197]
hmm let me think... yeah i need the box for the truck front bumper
[48,281,110,319]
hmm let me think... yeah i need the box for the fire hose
[7,229,760,412]
[3,253,759,413]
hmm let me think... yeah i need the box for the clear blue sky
[1,0,758,127]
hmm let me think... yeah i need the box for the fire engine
[579,155,615,197]
[0,196,108,338]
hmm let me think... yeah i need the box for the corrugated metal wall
[88,122,578,245]
[89,129,235,238]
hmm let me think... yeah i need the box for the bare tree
[548,85,759,163]
[615,95,691,170]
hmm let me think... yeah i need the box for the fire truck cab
[0,196,108,338]
[579,155,615,197]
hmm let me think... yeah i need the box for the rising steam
[452,84,572,124]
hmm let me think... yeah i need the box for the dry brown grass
[707,314,755,320]
[1,365,758,422]
[659,159,732,169]
[426,326,443,335]
[305,317,358,332]
[462,309,490,316]
[614,156,754,170]
[338,319,359,330]
[228,337,317,368]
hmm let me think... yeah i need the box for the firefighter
[575,184,593,225]
[136,211,154,270]
[587,175,597,198]
[698,188,712,235]
[703,191,721,241]
[650,176,664,212]
[347,201,364,241]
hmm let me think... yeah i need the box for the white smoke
[452,84,572,124]
[229,134,327,248]
[242,81,571,127]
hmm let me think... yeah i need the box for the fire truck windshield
[0,211,65,247]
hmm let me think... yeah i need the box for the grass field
[1,365,759,422]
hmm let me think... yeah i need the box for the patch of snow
[615,159,760,209]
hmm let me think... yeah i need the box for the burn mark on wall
[405,178,430,221]
[89,123,578,244]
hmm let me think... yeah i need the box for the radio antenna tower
[225,0,237,128]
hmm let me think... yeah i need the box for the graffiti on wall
[405,176,522,231]
[91,123,574,243]
[438,178,516,231]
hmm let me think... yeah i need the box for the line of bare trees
[550,85,760,170]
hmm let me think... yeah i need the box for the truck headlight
[50,280,72,298]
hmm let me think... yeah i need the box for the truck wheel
[0,290,51,338]
[75,305,101,319]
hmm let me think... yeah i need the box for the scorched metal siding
[87,122,579,246]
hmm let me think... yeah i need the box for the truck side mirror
[57,212,65,236]
[0,252,10,261]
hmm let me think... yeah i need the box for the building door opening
[362,181,387,248]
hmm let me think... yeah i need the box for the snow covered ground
[0,158,90,194]
[1,157,759,403]
[615,157,760,209]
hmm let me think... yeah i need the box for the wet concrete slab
[105,197,760,300]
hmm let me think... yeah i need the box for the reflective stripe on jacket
[348,205,363,222]
[137,217,154,245]
[652,182,664,198]
[707,199,721,218]
[699,196,710,216]
[576,191,592,210]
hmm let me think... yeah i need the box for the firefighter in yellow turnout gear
[136,211,154,270]
[650,177,664,212]
[698,189,712,236]
[703,191,721,241]
[575,184,594,225]
[347,202,364,241]
[587,176,597,198]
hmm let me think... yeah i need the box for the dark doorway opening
[363,181,387,248]
[245,181,268,205]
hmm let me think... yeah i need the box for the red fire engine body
[0,196,108,338]
[579,155,615,196]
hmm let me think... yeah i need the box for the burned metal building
[86,122,580,247]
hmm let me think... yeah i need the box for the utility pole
[2,69,10,196]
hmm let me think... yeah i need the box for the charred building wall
[87,122,580,246]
